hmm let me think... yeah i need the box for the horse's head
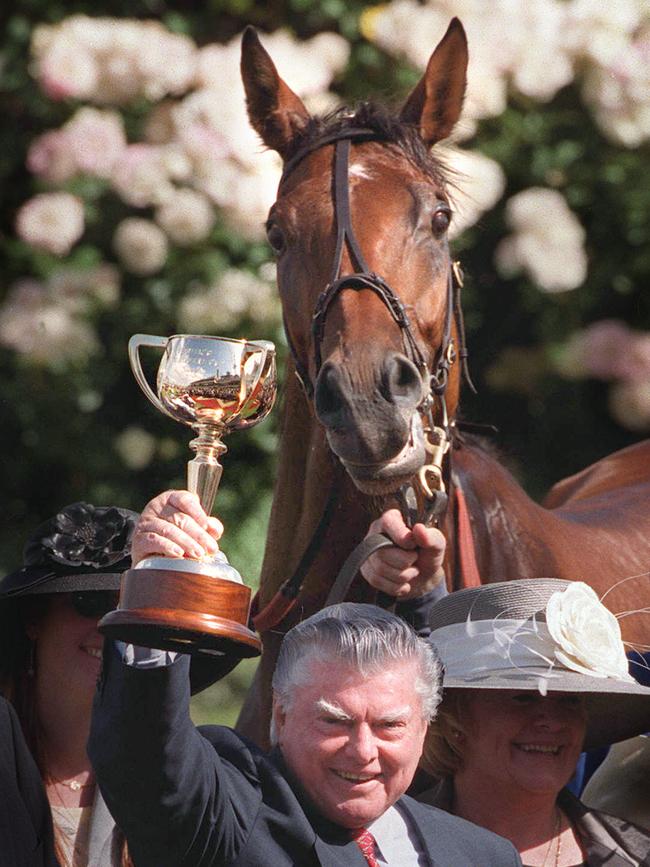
[241,21,468,496]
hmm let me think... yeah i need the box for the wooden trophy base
[98,567,261,658]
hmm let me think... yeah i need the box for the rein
[253,131,478,630]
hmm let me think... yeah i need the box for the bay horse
[237,19,650,747]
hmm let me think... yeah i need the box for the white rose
[113,218,168,275]
[0,291,98,366]
[114,426,157,470]
[15,192,85,257]
[546,582,633,680]
[496,188,587,292]
[155,188,215,246]
[64,107,127,177]
[443,148,506,239]
[111,144,174,208]
[609,381,650,432]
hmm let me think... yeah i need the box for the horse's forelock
[289,102,449,187]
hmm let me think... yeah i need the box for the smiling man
[89,593,521,866]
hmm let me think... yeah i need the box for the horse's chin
[335,415,426,496]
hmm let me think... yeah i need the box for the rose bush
[1,0,648,584]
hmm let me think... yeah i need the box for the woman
[416,579,650,867]
[0,502,137,867]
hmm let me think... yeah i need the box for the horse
[236,19,650,747]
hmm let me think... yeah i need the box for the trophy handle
[239,340,272,414]
[128,334,175,420]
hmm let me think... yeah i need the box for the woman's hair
[0,597,48,765]
[420,690,471,778]
[270,603,443,744]
[0,595,133,867]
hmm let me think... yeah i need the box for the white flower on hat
[546,581,633,680]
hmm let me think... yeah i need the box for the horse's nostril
[382,354,422,405]
[315,363,344,421]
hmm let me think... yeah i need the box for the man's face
[273,658,428,828]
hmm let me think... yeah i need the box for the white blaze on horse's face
[241,20,468,494]
[348,162,375,182]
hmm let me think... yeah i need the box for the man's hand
[360,509,446,600]
[131,490,223,566]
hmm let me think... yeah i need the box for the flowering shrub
[0,0,648,578]
[362,0,649,145]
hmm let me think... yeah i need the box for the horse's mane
[293,102,449,186]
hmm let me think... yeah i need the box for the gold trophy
[99,334,276,661]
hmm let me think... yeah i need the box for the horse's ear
[240,26,311,159]
[399,18,468,146]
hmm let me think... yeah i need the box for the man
[89,492,521,866]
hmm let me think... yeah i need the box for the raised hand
[360,508,446,600]
[131,490,223,566]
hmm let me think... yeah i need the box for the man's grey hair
[270,603,443,745]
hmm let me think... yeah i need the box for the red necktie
[351,828,380,867]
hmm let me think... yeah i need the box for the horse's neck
[449,441,560,582]
[258,375,370,605]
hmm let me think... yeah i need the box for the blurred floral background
[1,0,649,719]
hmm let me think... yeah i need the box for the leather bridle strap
[315,138,430,383]
[251,472,340,633]
[324,533,396,608]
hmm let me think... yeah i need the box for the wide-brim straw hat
[428,578,650,750]
[0,502,226,694]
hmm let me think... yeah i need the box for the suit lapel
[396,796,443,867]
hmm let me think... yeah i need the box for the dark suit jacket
[0,697,58,867]
[89,646,521,867]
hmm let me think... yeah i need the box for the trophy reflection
[99,334,276,661]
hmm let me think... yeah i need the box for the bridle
[252,129,475,631]
[280,129,473,517]
[280,129,467,406]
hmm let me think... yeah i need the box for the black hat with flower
[0,502,137,596]
[0,502,231,694]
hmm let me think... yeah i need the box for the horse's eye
[431,206,451,237]
[266,224,286,254]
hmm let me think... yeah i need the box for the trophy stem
[188,422,228,514]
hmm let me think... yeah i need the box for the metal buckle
[452,259,464,288]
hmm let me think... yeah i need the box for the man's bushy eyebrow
[315,698,352,720]
[314,699,412,723]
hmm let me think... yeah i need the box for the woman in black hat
[0,502,137,867]
[416,579,650,867]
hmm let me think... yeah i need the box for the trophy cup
[99,334,276,662]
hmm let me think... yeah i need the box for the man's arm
[89,644,262,867]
